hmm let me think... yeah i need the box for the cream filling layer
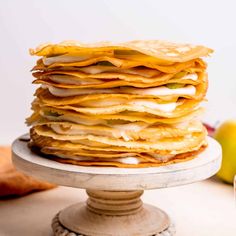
[50,122,149,142]
[78,99,178,112]
[43,55,93,65]
[56,154,141,164]
[47,72,198,86]
[46,85,196,97]
[77,66,159,77]
[43,56,158,77]
[49,120,201,142]
[55,154,174,164]
[44,109,203,133]
[43,54,199,81]
[149,153,175,162]
[127,100,177,112]
[180,73,198,81]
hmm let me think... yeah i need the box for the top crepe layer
[30,40,213,63]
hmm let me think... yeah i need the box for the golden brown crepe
[27,40,212,167]
[29,40,212,62]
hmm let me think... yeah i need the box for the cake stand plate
[12,135,221,236]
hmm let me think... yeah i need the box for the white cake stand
[12,135,221,236]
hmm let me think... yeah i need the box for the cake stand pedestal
[12,135,221,236]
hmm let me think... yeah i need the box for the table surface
[0,178,235,236]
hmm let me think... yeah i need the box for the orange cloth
[0,146,55,197]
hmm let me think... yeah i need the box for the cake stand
[12,135,221,236]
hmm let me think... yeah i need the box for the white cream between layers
[54,154,174,164]
[127,100,177,112]
[46,85,196,97]
[43,85,181,113]
[180,73,198,81]
[149,153,175,162]
[50,122,149,142]
[42,55,198,79]
[49,121,202,142]
[43,55,93,65]
[56,154,141,164]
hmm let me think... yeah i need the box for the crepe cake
[27,40,213,168]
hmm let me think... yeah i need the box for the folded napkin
[0,146,56,197]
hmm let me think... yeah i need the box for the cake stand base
[12,136,222,236]
[51,190,175,236]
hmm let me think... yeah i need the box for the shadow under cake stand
[12,135,221,236]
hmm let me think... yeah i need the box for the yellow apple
[214,120,236,184]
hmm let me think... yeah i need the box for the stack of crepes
[27,40,213,168]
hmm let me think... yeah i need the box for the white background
[0,0,235,144]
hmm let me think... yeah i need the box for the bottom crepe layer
[30,143,206,168]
